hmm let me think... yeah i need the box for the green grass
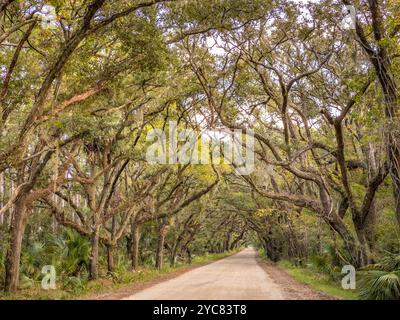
[278,260,359,300]
[0,251,235,300]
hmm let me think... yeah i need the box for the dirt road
[123,248,284,300]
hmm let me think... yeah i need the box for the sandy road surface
[123,248,284,300]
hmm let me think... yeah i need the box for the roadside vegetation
[278,260,358,300]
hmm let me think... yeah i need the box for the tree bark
[107,215,117,273]
[4,198,27,292]
[230,228,245,250]
[363,143,379,252]
[324,214,369,268]
[155,218,169,270]
[223,224,234,252]
[186,247,192,264]
[170,239,180,267]
[261,235,281,262]
[354,225,373,266]
[89,225,100,280]
[131,222,141,271]
[0,172,4,225]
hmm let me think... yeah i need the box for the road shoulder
[256,257,335,300]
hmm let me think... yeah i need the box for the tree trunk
[354,226,373,266]
[230,229,245,250]
[357,7,400,223]
[324,215,368,268]
[4,199,28,292]
[223,232,231,252]
[362,142,378,252]
[131,222,141,271]
[393,170,400,224]
[353,207,375,266]
[107,215,117,273]
[155,218,168,270]
[170,230,186,267]
[186,247,192,264]
[126,235,132,259]
[89,226,100,280]
[0,172,4,225]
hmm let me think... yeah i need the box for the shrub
[63,276,87,294]
[53,229,90,276]
[359,271,400,300]
[359,253,400,300]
